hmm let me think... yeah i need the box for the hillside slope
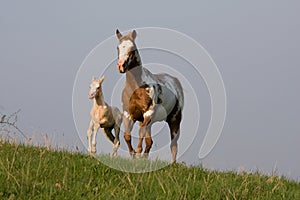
[0,142,299,199]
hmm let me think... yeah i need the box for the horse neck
[125,67,144,86]
[125,50,144,87]
[94,90,106,107]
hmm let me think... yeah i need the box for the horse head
[88,76,104,99]
[116,29,140,73]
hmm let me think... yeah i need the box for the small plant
[0,109,27,142]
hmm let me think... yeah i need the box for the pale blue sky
[1,1,300,180]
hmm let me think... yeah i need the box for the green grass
[0,142,299,199]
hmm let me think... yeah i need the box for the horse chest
[128,87,152,121]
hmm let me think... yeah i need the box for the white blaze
[118,40,134,61]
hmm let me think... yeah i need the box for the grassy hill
[0,142,299,199]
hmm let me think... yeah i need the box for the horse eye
[122,46,125,48]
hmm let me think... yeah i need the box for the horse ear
[99,76,105,84]
[130,30,137,40]
[116,29,122,39]
[92,76,96,81]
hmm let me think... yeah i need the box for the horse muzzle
[88,92,95,99]
[117,59,127,73]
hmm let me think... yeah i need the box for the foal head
[116,29,140,73]
[88,76,105,99]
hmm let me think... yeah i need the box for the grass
[0,142,299,199]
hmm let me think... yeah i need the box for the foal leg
[91,123,100,154]
[101,127,116,156]
[143,126,153,158]
[87,120,94,154]
[123,113,135,157]
[101,127,115,143]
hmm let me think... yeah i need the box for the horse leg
[112,124,121,157]
[136,126,146,158]
[123,114,135,157]
[91,123,100,154]
[87,120,94,154]
[167,107,182,163]
[169,128,180,163]
[143,126,153,158]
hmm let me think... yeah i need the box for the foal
[87,76,122,156]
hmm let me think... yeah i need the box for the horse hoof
[130,151,136,159]
[135,153,142,158]
[88,148,94,154]
[88,151,96,157]
[90,147,96,154]
[143,153,149,159]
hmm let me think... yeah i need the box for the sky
[1,1,300,180]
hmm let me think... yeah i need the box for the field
[0,142,299,199]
